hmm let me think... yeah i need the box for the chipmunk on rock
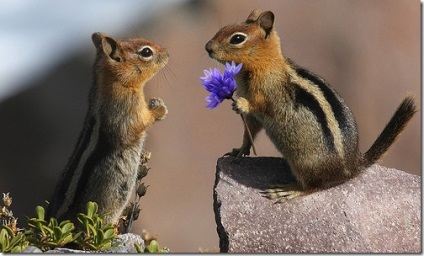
[46,32,168,224]
[205,10,417,202]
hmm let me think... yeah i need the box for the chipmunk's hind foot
[261,182,305,203]
[223,147,250,159]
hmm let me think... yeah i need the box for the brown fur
[206,10,416,200]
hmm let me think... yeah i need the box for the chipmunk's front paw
[149,98,167,120]
[232,97,250,114]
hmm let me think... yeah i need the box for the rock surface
[104,233,145,253]
[214,156,421,253]
[41,233,144,253]
[22,246,43,253]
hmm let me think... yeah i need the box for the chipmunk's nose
[205,41,214,55]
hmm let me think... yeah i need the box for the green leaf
[27,218,47,237]
[2,226,14,237]
[48,217,58,228]
[73,231,83,241]
[0,229,8,251]
[95,229,104,245]
[87,243,98,251]
[43,225,55,236]
[28,218,48,227]
[86,202,98,217]
[8,233,24,248]
[103,223,114,230]
[100,241,111,250]
[103,229,116,240]
[146,240,159,253]
[27,219,41,228]
[62,234,74,244]
[53,227,63,242]
[83,216,96,227]
[87,223,96,235]
[61,222,74,235]
[77,213,88,223]
[58,219,72,227]
[35,206,45,220]
[134,242,143,253]
[146,240,161,253]
[10,245,23,253]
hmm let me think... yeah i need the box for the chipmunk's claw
[231,97,250,114]
[223,147,250,158]
[149,97,167,120]
[260,183,304,203]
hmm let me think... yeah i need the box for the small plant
[25,201,118,252]
[0,193,29,253]
[75,201,117,251]
[1,193,17,233]
[134,229,169,253]
[1,184,165,253]
[144,240,168,253]
[25,205,76,251]
[135,240,168,253]
[0,226,28,253]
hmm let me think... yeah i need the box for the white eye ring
[138,46,154,61]
[229,32,248,46]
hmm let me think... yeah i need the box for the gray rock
[44,247,88,253]
[104,233,145,253]
[22,246,43,253]
[43,233,144,253]
[214,156,421,253]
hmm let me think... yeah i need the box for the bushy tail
[362,96,417,167]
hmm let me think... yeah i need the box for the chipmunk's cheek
[158,52,169,66]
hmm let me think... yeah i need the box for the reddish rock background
[0,0,420,252]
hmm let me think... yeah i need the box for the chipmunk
[205,10,417,202]
[46,32,168,224]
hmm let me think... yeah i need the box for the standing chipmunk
[46,32,168,224]
[205,10,417,202]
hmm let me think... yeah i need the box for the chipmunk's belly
[261,109,330,160]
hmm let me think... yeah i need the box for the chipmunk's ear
[246,9,262,23]
[258,11,274,39]
[92,32,122,62]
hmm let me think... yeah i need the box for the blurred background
[0,0,420,252]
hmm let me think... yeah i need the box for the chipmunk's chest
[236,73,276,113]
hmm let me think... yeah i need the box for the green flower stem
[231,97,257,156]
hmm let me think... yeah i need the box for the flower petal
[201,62,242,108]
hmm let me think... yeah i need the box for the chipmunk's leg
[148,98,167,121]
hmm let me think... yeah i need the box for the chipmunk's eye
[138,46,154,60]
[229,33,247,45]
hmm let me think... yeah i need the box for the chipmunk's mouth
[206,50,216,60]
[206,50,224,64]
[205,41,218,59]
[205,42,229,66]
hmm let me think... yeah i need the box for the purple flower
[200,61,243,109]
[225,61,243,76]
